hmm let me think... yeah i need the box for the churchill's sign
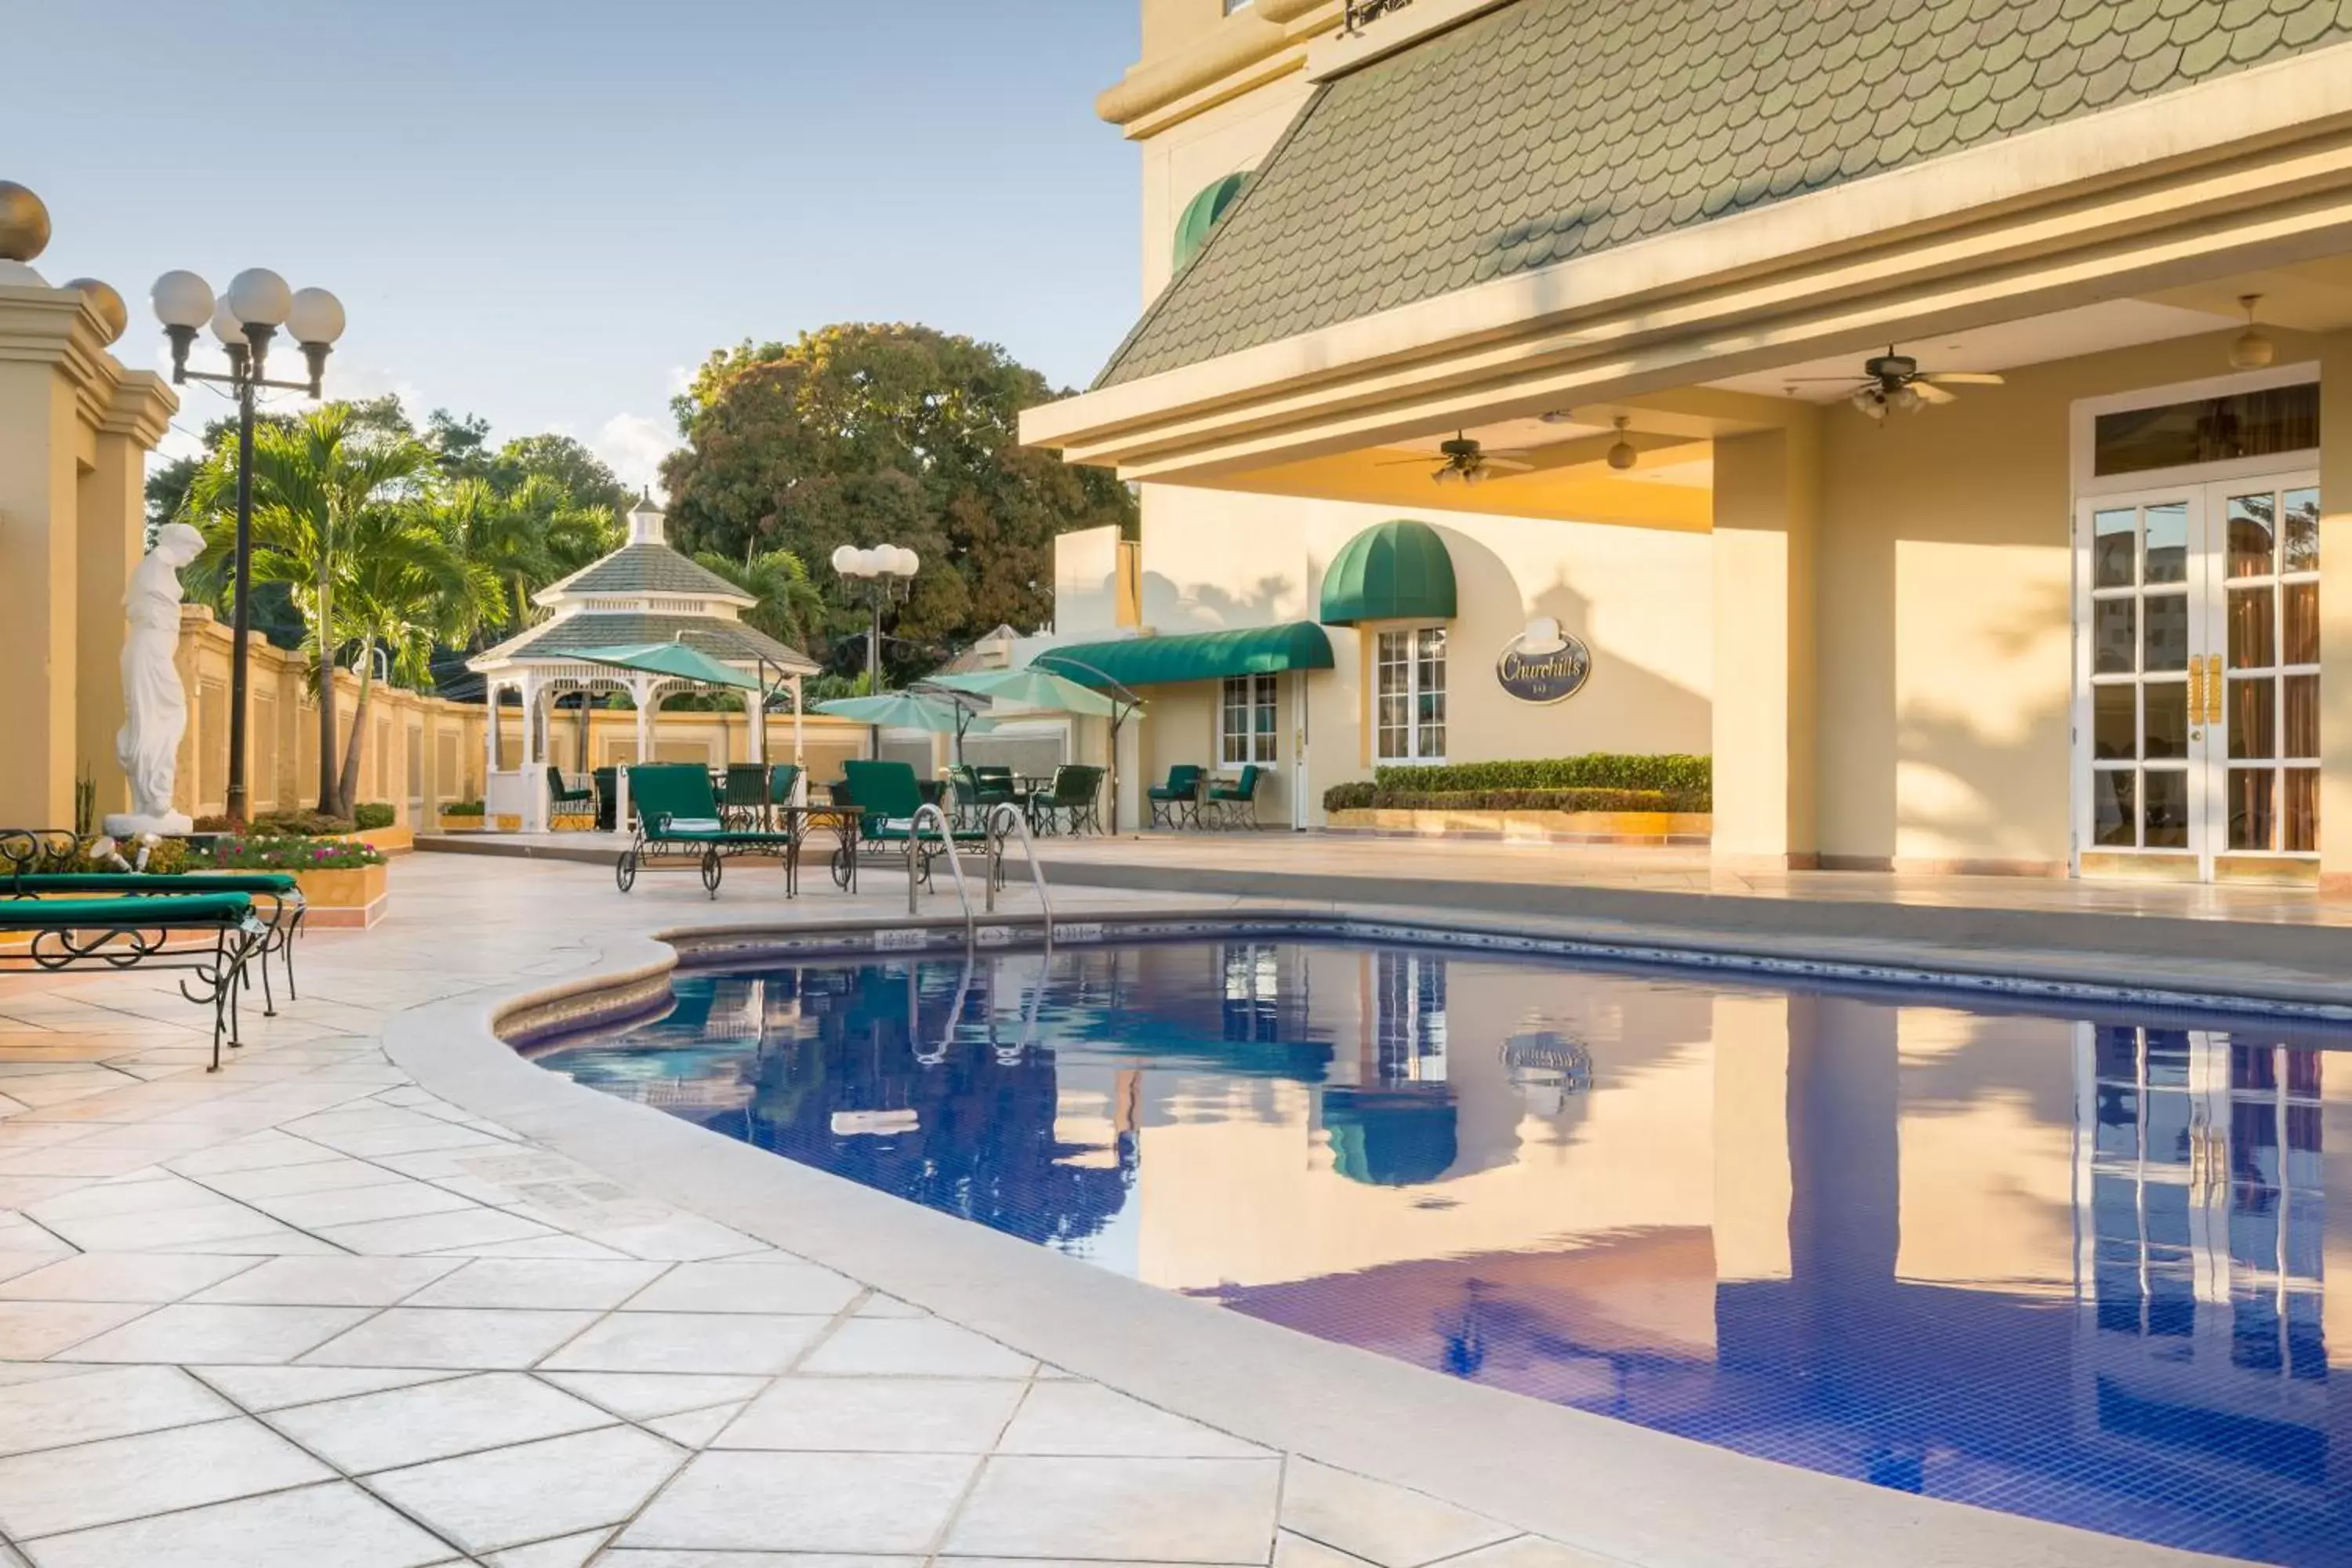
[1497,617,1591,704]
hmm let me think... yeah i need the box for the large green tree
[660,323,1135,681]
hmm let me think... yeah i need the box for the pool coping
[382,905,2236,1568]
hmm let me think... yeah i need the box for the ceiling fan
[1787,347,2005,418]
[1377,431,1535,485]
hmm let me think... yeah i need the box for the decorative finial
[62,278,126,345]
[0,182,51,264]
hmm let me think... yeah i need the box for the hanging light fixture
[2230,293,2274,371]
[1606,416,1638,470]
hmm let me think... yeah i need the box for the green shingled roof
[1097,0,2352,388]
[554,543,751,601]
[494,613,814,671]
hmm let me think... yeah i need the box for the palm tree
[693,546,826,650]
[187,404,432,815]
[332,506,499,815]
[437,475,617,641]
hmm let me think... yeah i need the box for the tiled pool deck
[0,846,2285,1566]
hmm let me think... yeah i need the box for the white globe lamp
[151,270,214,330]
[223,267,292,329]
[287,286,345,346]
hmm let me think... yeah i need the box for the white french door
[2077,473,2320,880]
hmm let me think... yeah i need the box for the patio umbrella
[924,666,1120,718]
[815,691,997,762]
[570,640,763,691]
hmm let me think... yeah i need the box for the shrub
[188,834,385,872]
[252,808,358,837]
[3,833,192,878]
[192,815,237,833]
[1326,753,1711,815]
[352,803,397,830]
[440,799,485,818]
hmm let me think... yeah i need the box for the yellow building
[1026,0,2352,887]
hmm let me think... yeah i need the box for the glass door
[2078,474,2320,880]
[2084,492,2202,872]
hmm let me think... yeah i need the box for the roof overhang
[1024,44,2352,485]
[1037,622,1336,688]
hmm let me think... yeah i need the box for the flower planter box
[436,812,486,833]
[351,826,412,856]
[294,860,390,930]
[493,814,524,833]
[1328,807,1711,846]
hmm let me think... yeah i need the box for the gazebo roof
[538,543,753,605]
[472,613,817,676]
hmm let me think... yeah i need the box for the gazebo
[466,495,818,831]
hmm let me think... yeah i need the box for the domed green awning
[1319,520,1457,626]
[1172,172,1252,273]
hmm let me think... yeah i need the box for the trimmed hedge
[1327,785,1684,814]
[1329,754,1711,815]
[353,803,397,830]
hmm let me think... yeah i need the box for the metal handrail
[986,802,1054,938]
[906,804,976,943]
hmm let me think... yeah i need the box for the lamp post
[147,268,346,826]
[829,544,920,759]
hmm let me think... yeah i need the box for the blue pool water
[529,940,2351,1564]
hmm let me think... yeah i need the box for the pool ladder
[904,803,1054,946]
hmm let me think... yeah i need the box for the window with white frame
[1374,626,1446,763]
[1220,673,1278,766]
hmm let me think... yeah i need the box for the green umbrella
[572,641,763,691]
[816,691,996,764]
[924,667,1121,718]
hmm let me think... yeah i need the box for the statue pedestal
[102,811,193,838]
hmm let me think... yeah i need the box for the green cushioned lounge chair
[1204,765,1265,829]
[6,870,304,1017]
[616,763,801,898]
[1027,764,1105,836]
[0,889,265,1070]
[838,760,994,895]
[1149,764,1205,829]
[545,766,597,829]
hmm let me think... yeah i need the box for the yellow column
[0,290,88,828]
[1711,418,1821,869]
[2317,331,2352,891]
[1710,994,1792,1282]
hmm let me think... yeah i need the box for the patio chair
[615,764,800,898]
[840,760,993,894]
[767,764,803,811]
[948,764,1014,830]
[545,766,597,829]
[5,868,304,1018]
[593,767,619,831]
[1148,764,1206,829]
[1027,764,1104,836]
[1204,764,1265,829]
[0,878,265,1071]
[721,764,771,829]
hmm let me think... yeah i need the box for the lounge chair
[615,763,800,898]
[1148,764,1205,829]
[721,764,771,829]
[767,764,803,813]
[1027,764,1104,836]
[838,760,996,894]
[545,766,597,829]
[1205,764,1265,829]
[0,883,265,1070]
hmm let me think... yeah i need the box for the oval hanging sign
[1497,618,1592,704]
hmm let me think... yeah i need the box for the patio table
[771,804,866,895]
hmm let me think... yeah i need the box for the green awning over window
[1319,519,1457,626]
[1172,172,1252,272]
[1035,622,1334,690]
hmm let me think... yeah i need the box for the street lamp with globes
[829,544,920,758]
[149,268,346,825]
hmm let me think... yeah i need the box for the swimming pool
[528,938,2348,1565]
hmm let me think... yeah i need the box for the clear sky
[14,1,1142,487]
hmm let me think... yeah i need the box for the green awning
[1319,520,1457,626]
[1172,172,1252,272]
[1035,622,1334,690]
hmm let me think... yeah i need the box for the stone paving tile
[55,1301,372,1365]
[1441,1538,1621,1568]
[0,1415,333,1537]
[0,1364,234,1457]
[716,1375,1026,1453]
[264,1370,616,1472]
[0,1301,151,1359]
[798,1316,1036,1379]
[540,1370,771,1421]
[644,1402,742,1447]
[314,1207,558,1255]
[539,1311,829,1375]
[483,1527,614,1568]
[945,1455,1283,1563]
[402,1257,667,1310]
[364,1424,687,1555]
[300,1306,599,1370]
[996,1381,1269,1458]
[189,1254,464,1308]
[621,1450,978,1554]
[1277,1459,1517,1568]
[0,1252,259,1304]
[19,1479,455,1568]
[620,1259,860,1316]
[189,1363,470,1413]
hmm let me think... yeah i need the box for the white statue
[103,523,205,837]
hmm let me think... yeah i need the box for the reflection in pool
[528,942,2350,1564]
